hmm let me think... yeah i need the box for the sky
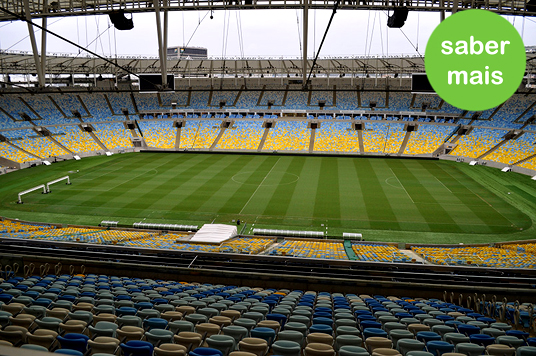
[0,9,535,59]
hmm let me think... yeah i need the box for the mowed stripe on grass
[2,152,530,234]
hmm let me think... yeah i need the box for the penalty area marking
[239,157,282,215]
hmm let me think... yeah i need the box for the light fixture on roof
[109,10,134,30]
[387,7,409,28]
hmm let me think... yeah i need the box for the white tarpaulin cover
[190,224,238,243]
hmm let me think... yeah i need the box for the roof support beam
[303,0,309,86]
[154,0,168,89]
[23,0,45,87]
[40,17,47,85]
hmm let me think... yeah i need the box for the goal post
[46,175,71,193]
[18,185,46,204]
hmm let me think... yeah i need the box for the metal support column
[23,0,45,87]
[302,0,309,86]
[153,0,168,89]
[40,17,47,85]
[163,5,169,79]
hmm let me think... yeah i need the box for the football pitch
[0,152,534,243]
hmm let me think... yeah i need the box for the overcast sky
[0,9,535,58]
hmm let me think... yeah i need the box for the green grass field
[1,152,535,243]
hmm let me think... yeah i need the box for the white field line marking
[435,176,453,193]
[239,157,282,214]
[389,167,415,204]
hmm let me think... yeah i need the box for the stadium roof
[1,51,535,77]
[1,0,535,21]
[0,51,433,76]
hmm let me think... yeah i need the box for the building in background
[167,46,208,59]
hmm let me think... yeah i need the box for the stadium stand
[257,90,285,108]
[411,246,536,268]
[210,91,239,108]
[313,122,360,152]
[138,121,176,149]
[485,133,536,166]
[193,120,222,149]
[450,129,507,159]
[282,91,309,110]
[0,273,534,355]
[361,91,386,109]
[48,126,101,153]
[13,137,69,159]
[263,121,310,151]
[93,123,133,150]
[0,95,39,125]
[498,242,536,254]
[405,125,452,155]
[0,142,37,163]
[106,93,136,115]
[123,236,274,254]
[270,239,348,259]
[216,120,265,150]
[382,123,406,154]
[78,94,116,121]
[362,122,390,153]
[50,94,88,119]
[0,219,54,233]
[352,243,412,263]
[22,95,66,126]
[518,156,536,171]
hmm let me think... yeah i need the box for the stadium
[0,0,536,355]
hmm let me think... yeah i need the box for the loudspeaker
[109,10,134,31]
[387,7,409,28]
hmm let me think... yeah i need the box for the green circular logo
[425,10,526,111]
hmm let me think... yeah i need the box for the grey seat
[339,345,370,356]
[336,334,363,351]
[455,342,485,356]
[169,320,195,334]
[276,330,305,347]
[443,333,469,345]
[390,330,415,348]
[516,346,536,356]
[271,340,301,356]
[398,339,425,356]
